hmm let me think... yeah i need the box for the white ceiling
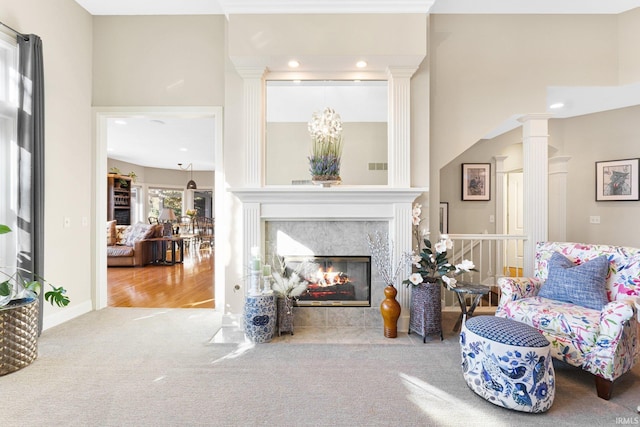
[107,117,216,172]
[74,0,640,16]
[87,0,640,169]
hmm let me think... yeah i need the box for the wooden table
[149,237,184,265]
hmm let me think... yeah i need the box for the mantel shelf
[229,186,428,205]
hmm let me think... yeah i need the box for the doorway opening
[94,107,224,311]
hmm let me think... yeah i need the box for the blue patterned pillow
[538,252,610,310]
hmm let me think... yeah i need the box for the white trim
[43,299,93,331]
[93,106,224,311]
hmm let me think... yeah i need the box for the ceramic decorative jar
[244,294,276,343]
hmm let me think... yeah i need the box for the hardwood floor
[108,246,215,309]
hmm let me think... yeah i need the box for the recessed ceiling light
[549,102,565,109]
[179,148,188,152]
[288,60,300,68]
[114,120,127,125]
[356,60,367,68]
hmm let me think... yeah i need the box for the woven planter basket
[408,281,443,342]
[277,297,295,336]
[0,297,39,376]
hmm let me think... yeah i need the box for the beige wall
[92,15,225,106]
[561,106,640,246]
[440,105,640,247]
[107,158,214,189]
[0,0,93,326]
[228,14,426,61]
[430,12,631,237]
[4,4,639,326]
[618,8,640,85]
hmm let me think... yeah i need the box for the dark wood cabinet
[107,174,132,225]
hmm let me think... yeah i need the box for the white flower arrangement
[269,255,309,300]
[307,107,343,180]
[308,107,343,143]
[403,204,476,288]
[271,271,308,299]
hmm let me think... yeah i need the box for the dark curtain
[16,35,45,333]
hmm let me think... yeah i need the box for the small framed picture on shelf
[439,202,449,234]
[461,163,491,201]
[595,158,640,201]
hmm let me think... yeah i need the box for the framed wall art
[461,163,491,201]
[439,202,449,234]
[595,158,639,201]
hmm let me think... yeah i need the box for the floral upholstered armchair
[496,242,640,400]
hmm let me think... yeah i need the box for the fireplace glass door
[283,256,371,307]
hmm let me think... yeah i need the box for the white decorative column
[519,114,552,276]
[387,67,417,188]
[237,67,266,187]
[237,67,266,281]
[548,156,571,242]
[493,155,508,277]
[391,202,414,331]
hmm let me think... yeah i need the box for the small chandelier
[178,163,197,189]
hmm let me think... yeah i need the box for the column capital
[493,155,508,172]
[236,67,267,80]
[386,66,418,80]
[517,113,554,123]
[549,156,572,174]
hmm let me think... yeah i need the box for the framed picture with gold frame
[462,163,491,201]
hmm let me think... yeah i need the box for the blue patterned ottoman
[460,316,555,413]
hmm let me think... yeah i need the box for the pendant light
[178,163,197,189]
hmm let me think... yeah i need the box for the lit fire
[312,266,351,287]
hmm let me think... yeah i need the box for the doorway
[506,171,524,276]
[94,106,224,311]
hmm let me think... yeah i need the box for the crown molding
[219,0,435,15]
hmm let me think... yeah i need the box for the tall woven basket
[0,297,39,376]
[408,282,443,342]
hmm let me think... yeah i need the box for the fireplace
[283,255,371,307]
[232,188,423,330]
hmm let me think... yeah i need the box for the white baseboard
[42,299,93,331]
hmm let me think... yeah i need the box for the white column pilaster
[391,202,413,331]
[243,202,261,296]
[387,67,417,188]
[519,114,552,276]
[549,156,571,242]
[237,67,266,188]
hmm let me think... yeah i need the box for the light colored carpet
[1,308,639,426]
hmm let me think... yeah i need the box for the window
[148,187,183,218]
[130,185,143,224]
[194,190,213,217]
[0,33,18,266]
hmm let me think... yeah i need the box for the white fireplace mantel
[230,185,427,331]
[230,186,426,220]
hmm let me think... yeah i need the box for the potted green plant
[0,224,69,376]
[0,224,69,308]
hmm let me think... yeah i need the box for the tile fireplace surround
[231,186,425,332]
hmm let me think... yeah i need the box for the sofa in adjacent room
[106,221,161,267]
